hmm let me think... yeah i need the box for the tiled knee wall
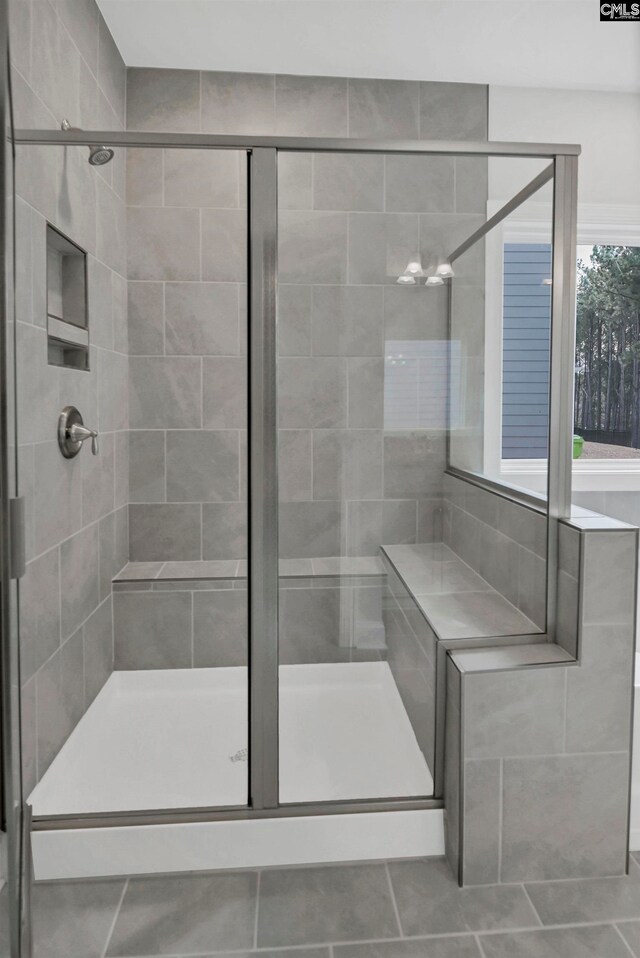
[443,473,547,629]
[445,521,637,884]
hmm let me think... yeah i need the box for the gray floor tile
[524,865,640,925]
[106,873,257,956]
[335,937,482,957]
[478,924,631,958]
[257,864,399,948]
[33,879,126,958]
[388,860,539,936]
[617,921,640,956]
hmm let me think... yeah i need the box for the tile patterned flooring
[27,853,640,958]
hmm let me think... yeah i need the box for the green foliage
[575,246,640,445]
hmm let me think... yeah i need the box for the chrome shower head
[88,145,114,166]
[61,120,115,167]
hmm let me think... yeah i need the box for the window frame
[484,201,640,493]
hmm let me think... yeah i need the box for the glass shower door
[275,149,457,804]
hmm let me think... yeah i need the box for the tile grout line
[520,882,543,927]
[474,932,489,958]
[253,870,261,950]
[100,878,129,958]
[384,861,404,938]
[613,923,638,957]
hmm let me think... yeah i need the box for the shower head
[88,145,115,166]
[61,120,115,167]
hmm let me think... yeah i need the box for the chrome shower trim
[31,797,444,831]
[15,128,581,157]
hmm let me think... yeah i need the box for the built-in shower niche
[46,223,89,370]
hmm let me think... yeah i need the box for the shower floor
[29,662,433,817]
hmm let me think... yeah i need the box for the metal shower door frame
[13,127,579,825]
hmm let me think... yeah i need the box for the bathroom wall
[443,473,548,630]
[125,69,489,564]
[10,0,128,792]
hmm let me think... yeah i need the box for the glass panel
[449,158,554,501]
[446,159,553,637]
[275,150,497,803]
[16,146,250,818]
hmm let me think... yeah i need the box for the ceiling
[97,0,640,93]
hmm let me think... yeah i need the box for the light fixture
[425,275,444,287]
[396,273,416,285]
[436,260,455,279]
[405,254,423,276]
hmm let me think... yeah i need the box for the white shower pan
[30,662,443,879]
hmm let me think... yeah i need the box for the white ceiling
[97,0,640,93]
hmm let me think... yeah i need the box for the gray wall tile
[127,68,201,132]
[279,501,343,559]
[20,547,61,682]
[128,207,200,281]
[129,503,201,561]
[278,284,312,356]
[128,282,164,356]
[203,357,247,430]
[275,75,348,137]
[313,429,383,500]
[278,429,312,502]
[193,590,248,667]
[126,147,163,207]
[348,212,419,285]
[420,82,488,140]
[202,71,275,134]
[202,502,247,560]
[114,591,192,669]
[165,282,240,356]
[385,156,455,213]
[278,152,313,210]
[348,79,420,139]
[313,154,384,212]
[311,286,384,357]
[501,752,629,881]
[279,211,348,284]
[36,628,84,776]
[83,598,113,707]
[462,759,501,885]
[279,357,347,428]
[166,430,240,502]
[201,209,246,282]
[130,431,166,503]
[163,149,240,208]
[129,356,202,429]
[60,525,100,640]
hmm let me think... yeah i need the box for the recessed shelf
[46,224,89,370]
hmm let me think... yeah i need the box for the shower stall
[6,119,579,880]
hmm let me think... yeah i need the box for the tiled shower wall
[10,0,128,791]
[443,473,547,629]
[125,69,489,563]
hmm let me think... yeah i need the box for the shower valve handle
[69,423,99,455]
[58,406,99,458]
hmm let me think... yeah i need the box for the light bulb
[405,255,423,276]
[425,275,444,287]
[436,261,454,279]
[397,273,416,285]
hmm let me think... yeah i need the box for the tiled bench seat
[114,556,386,587]
[381,543,540,641]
